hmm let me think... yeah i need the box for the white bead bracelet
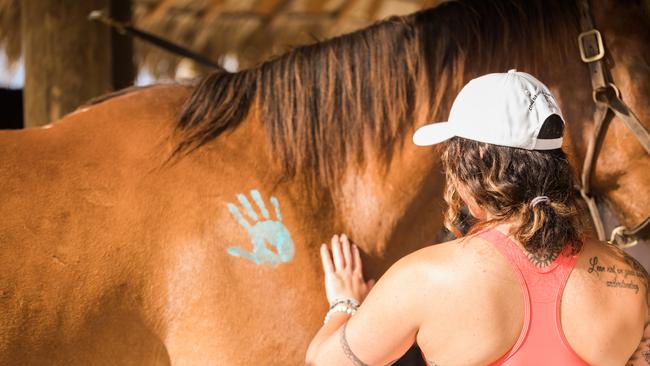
[323,301,359,324]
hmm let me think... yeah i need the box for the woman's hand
[320,234,375,305]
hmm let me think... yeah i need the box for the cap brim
[412,122,456,146]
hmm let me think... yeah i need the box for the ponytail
[442,137,584,258]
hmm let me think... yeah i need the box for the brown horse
[1,0,649,364]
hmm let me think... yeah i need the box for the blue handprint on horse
[226,190,295,266]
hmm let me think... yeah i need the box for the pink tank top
[477,228,589,366]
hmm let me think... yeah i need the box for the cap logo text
[528,90,552,111]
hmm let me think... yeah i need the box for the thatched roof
[1,0,433,77]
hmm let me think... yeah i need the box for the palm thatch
[1,0,433,76]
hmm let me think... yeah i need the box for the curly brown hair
[442,133,585,258]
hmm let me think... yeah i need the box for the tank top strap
[476,228,532,361]
[476,228,586,365]
[477,228,578,275]
[477,229,527,272]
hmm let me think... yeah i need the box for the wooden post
[111,0,135,90]
[21,0,112,127]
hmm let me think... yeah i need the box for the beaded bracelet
[328,297,360,308]
[323,299,360,324]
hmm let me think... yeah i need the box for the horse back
[0,85,190,365]
[0,84,335,365]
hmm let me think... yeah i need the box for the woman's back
[305,71,649,366]
[415,227,648,365]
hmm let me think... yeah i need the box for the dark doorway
[1,88,23,129]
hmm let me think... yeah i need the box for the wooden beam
[21,0,112,127]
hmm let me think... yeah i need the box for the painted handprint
[226,190,295,266]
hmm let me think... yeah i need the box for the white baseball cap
[412,70,564,150]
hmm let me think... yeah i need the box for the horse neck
[560,0,650,232]
[596,0,650,228]
[331,124,445,260]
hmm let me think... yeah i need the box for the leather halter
[577,0,650,248]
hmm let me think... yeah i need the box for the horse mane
[171,0,580,190]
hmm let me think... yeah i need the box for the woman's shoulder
[391,233,507,289]
[388,234,525,333]
[402,231,508,269]
[573,237,649,301]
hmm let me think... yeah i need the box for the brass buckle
[578,29,605,63]
[592,82,621,104]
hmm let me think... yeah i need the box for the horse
[1,0,648,364]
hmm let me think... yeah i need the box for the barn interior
[0,0,435,129]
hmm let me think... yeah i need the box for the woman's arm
[305,234,374,364]
[305,234,429,365]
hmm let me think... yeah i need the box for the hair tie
[530,196,550,208]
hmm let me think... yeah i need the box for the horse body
[0,84,442,364]
[0,86,184,364]
[1,0,649,365]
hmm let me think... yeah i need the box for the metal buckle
[592,82,621,104]
[578,29,605,63]
[608,225,639,249]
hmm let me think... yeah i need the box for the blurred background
[0,0,437,129]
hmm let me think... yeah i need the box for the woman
[305,71,650,365]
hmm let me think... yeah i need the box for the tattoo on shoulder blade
[587,252,649,301]
[340,321,369,366]
[427,361,440,366]
[621,252,650,302]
